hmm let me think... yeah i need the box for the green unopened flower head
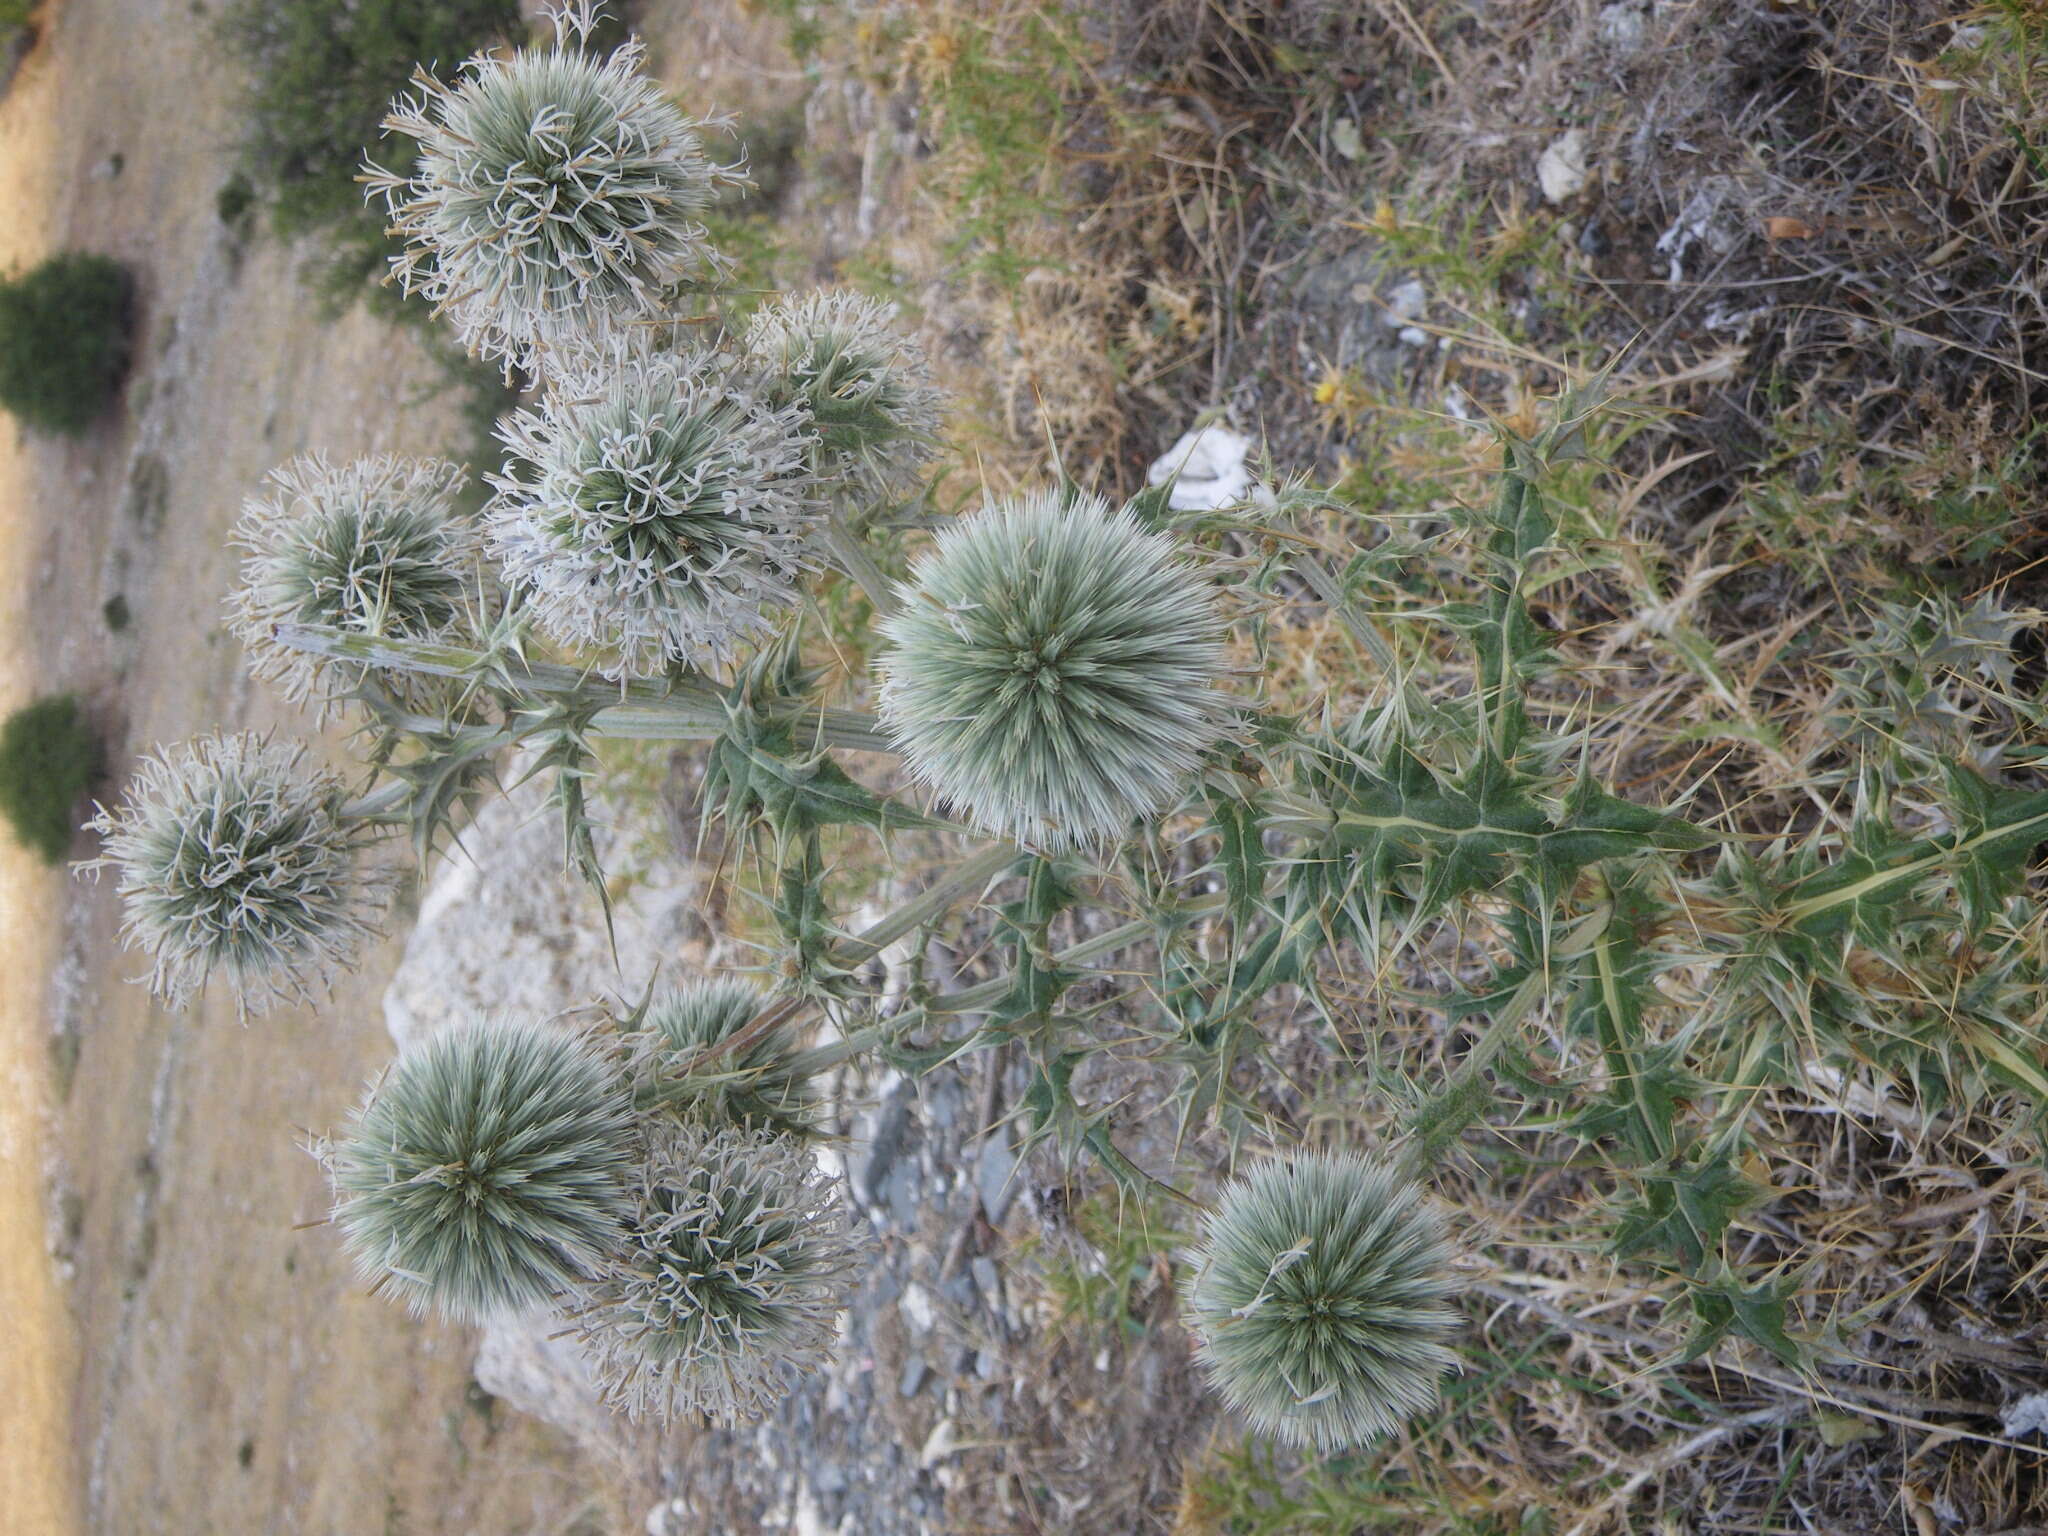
[330,1016,635,1322]
[876,490,1230,848]
[1182,1152,1459,1452]
[366,0,745,369]
[83,733,383,1014]
[628,979,815,1138]
[568,1120,858,1423]
[227,453,479,708]
[744,290,943,492]
[486,345,819,674]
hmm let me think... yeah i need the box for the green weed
[0,694,100,864]
[0,253,135,436]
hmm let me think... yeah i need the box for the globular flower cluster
[1182,1152,1460,1452]
[76,0,1478,1463]
[567,1120,858,1423]
[744,289,943,494]
[329,1016,635,1321]
[366,0,744,370]
[628,979,816,1139]
[84,733,384,1014]
[226,453,479,709]
[485,345,819,674]
[877,490,1231,848]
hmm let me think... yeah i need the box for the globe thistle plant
[876,490,1231,848]
[744,290,943,493]
[567,1120,858,1423]
[1182,1152,1460,1453]
[628,979,816,1138]
[365,0,745,369]
[486,345,819,674]
[330,1016,635,1322]
[227,453,479,709]
[83,733,384,1014]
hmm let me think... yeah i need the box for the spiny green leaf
[1778,765,2048,941]
[1564,879,1694,1163]
[1613,1150,1764,1274]
[1680,1262,1806,1370]
[1205,777,1269,934]
[1016,1047,1167,1199]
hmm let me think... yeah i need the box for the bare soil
[0,3,608,1531]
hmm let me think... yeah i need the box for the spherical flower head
[82,733,383,1015]
[876,490,1231,848]
[366,0,745,370]
[227,453,480,709]
[329,1016,635,1322]
[567,1120,858,1423]
[629,979,815,1138]
[1182,1152,1459,1452]
[744,290,943,493]
[485,345,819,674]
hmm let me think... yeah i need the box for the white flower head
[330,1015,635,1321]
[82,733,385,1015]
[366,0,746,370]
[877,489,1232,848]
[1182,1152,1460,1452]
[744,289,944,493]
[567,1121,859,1423]
[227,453,480,709]
[486,344,819,674]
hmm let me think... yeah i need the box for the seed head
[329,1016,636,1322]
[83,733,383,1014]
[876,490,1230,848]
[1182,1152,1459,1452]
[485,345,818,674]
[568,1120,858,1423]
[629,979,816,1138]
[366,0,745,369]
[227,453,479,709]
[744,290,943,493]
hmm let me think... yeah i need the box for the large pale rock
[1146,423,1252,511]
[381,776,707,1445]
[384,779,707,1051]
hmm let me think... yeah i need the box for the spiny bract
[485,345,818,674]
[227,453,479,708]
[744,289,943,493]
[876,489,1230,848]
[628,979,816,1138]
[330,1016,635,1322]
[365,0,745,369]
[567,1120,858,1423]
[83,733,382,1014]
[1182,1151,1460,1452]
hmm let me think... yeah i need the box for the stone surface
[1537,129,1590,205]
[383,777,707,1054]
[1146,423,1253,511]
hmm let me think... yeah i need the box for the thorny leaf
[1613,1150,1765,1274]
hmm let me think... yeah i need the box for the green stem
[820,512,899,617]
[1390,899,1614,1183]
[1296,553,1398,675]
[785,891,1232,1078]
[338,780,413,822]
[830,840,1023,970]
[274,624,893,754]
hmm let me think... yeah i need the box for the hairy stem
[831,840,1023,970]
[274,623,893,753]
[783,890,1234,1078]
[338,779,414,822]
[820,511,900,617]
